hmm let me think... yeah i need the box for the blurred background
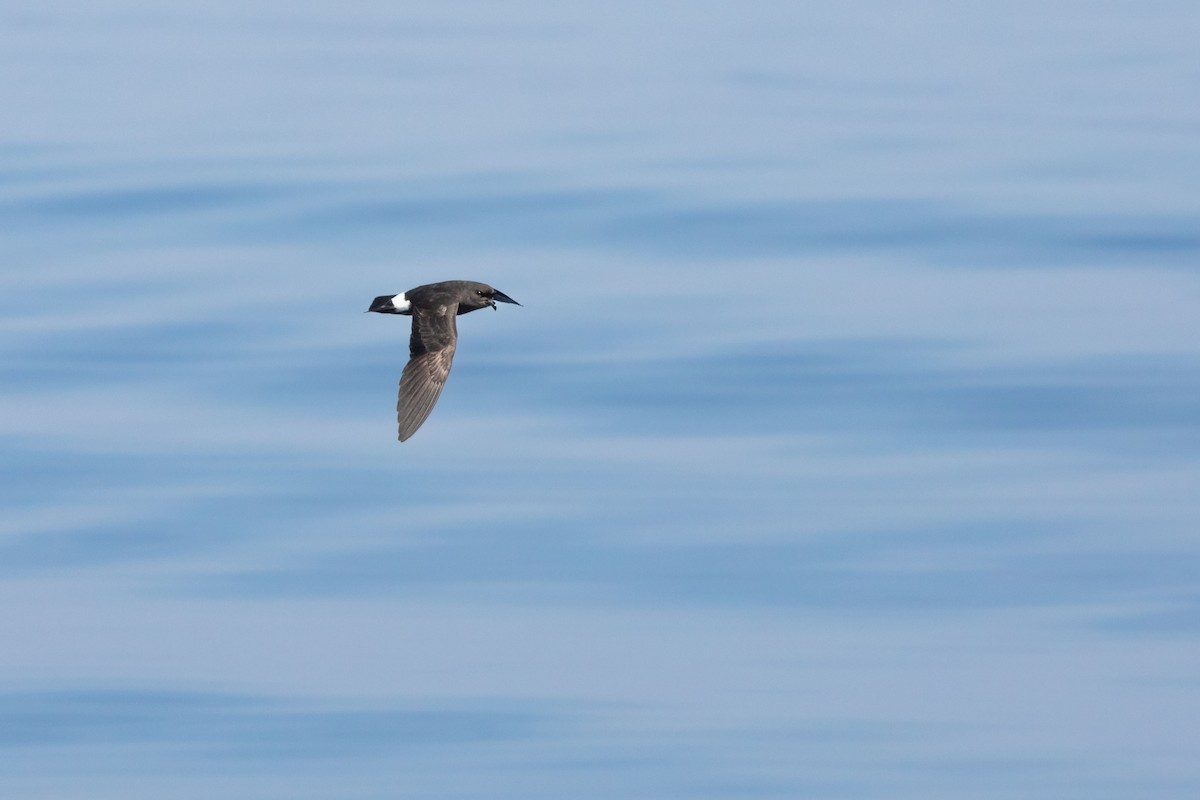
[2,2,1198,798]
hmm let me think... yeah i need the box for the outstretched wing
[396,304,458,441]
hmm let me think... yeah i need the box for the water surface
[2,2,1199,798]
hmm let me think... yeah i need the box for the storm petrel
[368,280,520,441]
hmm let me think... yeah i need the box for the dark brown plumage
[368,280,520,441]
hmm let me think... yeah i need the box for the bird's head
[468,283,521,311]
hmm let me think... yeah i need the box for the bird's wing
[396,304,458,441]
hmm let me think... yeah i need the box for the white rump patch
[391,293,411,312]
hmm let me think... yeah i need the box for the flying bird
[368,280,520,441]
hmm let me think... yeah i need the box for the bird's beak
[491,290,520,308]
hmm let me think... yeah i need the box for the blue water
[3,2,1199,798]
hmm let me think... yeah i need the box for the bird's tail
[368,295,402,313]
